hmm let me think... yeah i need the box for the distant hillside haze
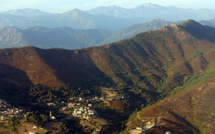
[1,18,215,50]
[101,19,174,45]
[88,3,215,21]
[0,19,174,49]
[0,9,140,30]
[0,26,112,49]
[1,4,215,30]
[200,18,215,27]
[0,8,53,17]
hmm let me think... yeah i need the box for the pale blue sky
[0,0,214,13]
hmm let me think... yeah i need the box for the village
[0,87,161,134]
[0,85,132,134]
[47,96,103,121]
[0,99,28,121]
[0,95,111,134]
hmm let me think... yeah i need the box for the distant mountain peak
[0,8,53,17]
[136,3,160,8]
[142,3,159,6]
[1,26,20,31]
[162,20,201,30]
[181,19,201,26]
[71,8,82,12]
[152,18,165,22]
[90,5,125,10]
[65,9,87,15]
[106,5,122,8]
[26,26,48,31]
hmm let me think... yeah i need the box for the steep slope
[124,67,215,134]
[1,20,215,133]
[0,27,27,48]
[0,46,116,88]
[102,19,173,44]
[120,20,215,134]
[0,47,65,87]
[0,20,215,91]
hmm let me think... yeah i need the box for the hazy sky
[0,0,214,13]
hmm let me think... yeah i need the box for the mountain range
[0,20,215,99]
[88,3,215,21]
[6,20,215,133]
[1,4,215,30]
[0,20,204,92]
[1,18,215,50]
[0,8,53,17]
[1,16,215,133]
[0,9,138,30]
[0,19,174,49]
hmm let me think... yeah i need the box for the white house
[136,127,142,130]
[68,103,75,108]
[51,116,56,120]
[62,107,67,111]
[79,97,83,101]
[77,111,82,115]
[29,132,36,134]
[33,126,38,129]
[0,116,6,121]
[88,110,95,115]
[47,102,55,106]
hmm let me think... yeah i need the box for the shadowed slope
[0,47,65,87]
[35,48,114,88]
[1,20,215,90]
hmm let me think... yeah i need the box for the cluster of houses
[69,96,104,103]
[129,121,155,134]
[1,108,20,116]
[68,97,98,120]
[73,106,97,118]
[0,99,10,108]
[46,96,103,121]
[0,99,27,121]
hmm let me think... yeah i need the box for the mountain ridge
[88,3,215,21]
[0,19,174,49]
[0,20,215,89]
[0,8,53,17]
[1,4,215,30]
[1,20,215,133]
[0,9,139,30]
